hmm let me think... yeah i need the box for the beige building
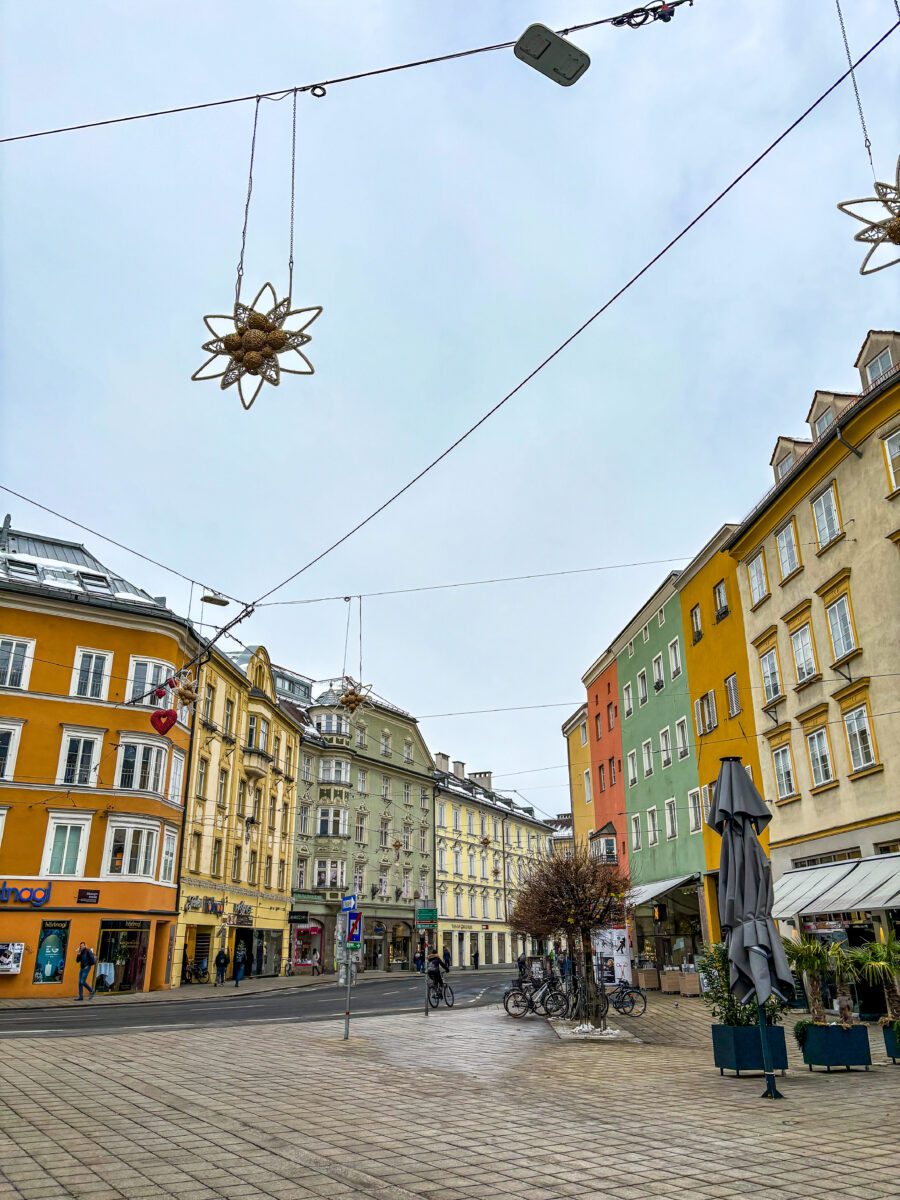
[433,754,553,966]
[727,330,900,880]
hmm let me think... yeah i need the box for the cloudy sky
[2,1,898,818]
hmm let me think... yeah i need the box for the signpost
[341,893,356,912]
[342,908,361,1040]
[416,907,438,1017]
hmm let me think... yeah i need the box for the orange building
[0,519,199,998]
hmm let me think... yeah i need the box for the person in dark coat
[74,943,96,1000]
[214,948,230,986]
[472,946,480,970]
[443,946,451,971]
[234,942,247,987]
[255,938,264,977]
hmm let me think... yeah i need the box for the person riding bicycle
[426,950,448,994]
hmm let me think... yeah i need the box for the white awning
[773,853,900,919]
[627,874,698,910]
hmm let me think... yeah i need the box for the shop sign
[232,902,252,917]
[372,922,386,936]
[77,889,100,905]
[288,910,310,924]
[450,923,473,931]
[184,896,202,912]
[34,920,70,984]
[0,943,25,975]
[202,898,224,915]
[0,881,52,908]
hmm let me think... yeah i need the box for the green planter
[884,1025,899,1064]
[711,1024,788,1076]
[802,1024,871,1072]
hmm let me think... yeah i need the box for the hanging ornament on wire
[192,92,323,409]
[833,0,899,275]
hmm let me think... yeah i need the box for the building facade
[0,522,198,998]
[434,755,553,966]
[581,649,625,871]
[728,329,900,880]
[562,703,593,848]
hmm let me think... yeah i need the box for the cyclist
[426,950,449,998]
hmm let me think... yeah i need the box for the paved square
[1,997,897,1199]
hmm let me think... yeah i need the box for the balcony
[242,745,273,779]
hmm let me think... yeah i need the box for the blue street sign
[347,910,362,944]
[341,893,356,912]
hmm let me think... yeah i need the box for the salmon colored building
[0,519,199,998]
[581,649,626,871]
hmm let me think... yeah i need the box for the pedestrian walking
[517,950,528,980]
[214,947,230,986]
[443,946,451,972]
[472,946,479,970]
[311,947,321,976]
[413,948,423,973]
[74,942,96,1000]
[234,942,247,987]
[255,939,264,977]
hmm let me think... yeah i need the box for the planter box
[679,973,701,996]
[661,971,681,993]
[882,1025,899,1064]
[711,1024,788,1076]
[636,968,659,990]
[802,1024,871,1072]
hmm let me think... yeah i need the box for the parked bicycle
[504,974,568,1019]
[428,976,455,1008]
[608,980,647,1016]
[182,958,210,985]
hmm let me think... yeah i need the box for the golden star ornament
[192,283,323,410]
[837,155,900,276]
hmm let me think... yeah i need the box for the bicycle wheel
[596,990,610,1019]
[504,988,530,1018]
[613,991,634,1014]
[428,985,441,1008]
[544,989,568,1018]
[628,989,647,1016]
[197,969,210,984]
[443,984,454,1008]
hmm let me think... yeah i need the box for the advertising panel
[33,920,70,984]
[0,943,25,974]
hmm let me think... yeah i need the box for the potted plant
[785,937,871,1072]
[697,943,789,1077]
[850,934,900,1064]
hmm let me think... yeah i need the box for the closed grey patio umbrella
[708,757,793,1099]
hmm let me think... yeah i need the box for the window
[772,745,795,800]
[258,718,269,752]
[652,655,664,690]
[403,782,411,806]
[668,639,682,679]
[642,624,650,643]
[298,804,310,835]
[884,429,900,491]
[42,812,92,876]
[701,785,712,821]
[812,484,841,549]
[159,829,177,883]
[236,780,246,817]
[675,718,689,760]
[609,756,616,785]
[724,673,741,717]
[272,735,281,768]
[380,818,390,849]
[380,731,391,756]
[189,832,201,872]
[118,741,167,793]
[437,846,446,872]
[356,723,367,748]
[353,864,365,893]
[58,731,100,786]
[454,891,463,917]
[791,625,817,684]
[665,798,677,840]
[806,728,833,787]
[776,453,793,480]
[105,821,159,879]
[695,691,717,735]
[203,684,215,723]
[247,715,258,748]
[437,801,446,827]
[378,872,389,898]
[315,712,349,737]
[594,713,603,740]
[657,606,665,627]
[281,802,289,835]
[264,856,273,887]
[467,850,475,876]
[129,658,173,708]
[760,649,781,703]
[0,720,23,781]
[690,605,702,641]
[354,813,367,842]
[826,595,856,662]
[453,849,462,875]
[579,721,587,745]
[211,838,222,877]
[688,789,702,833]
[301,755,312,783]
[659,727,672,768]
[404,740,413,764]
[814,408,835,438]
[248,850,258,884]
[844,705,876,772]
[583,768,592,804]
[357,768,368,794]
[452,806,461,831]
[197,757,208,797]
[623,683,633,718]
[420,827,428,854]
[647,807,659,846]
[277,859,286,890]
[776,521,801,579]
[627,640,634,658]
[381,775,391,801]
[317,807,349,837]
[642,740,653,778]
[252,789,261,821]
[637,670,648,706]
[214,769,228,808]
[420,787,429,810]
[713,580,728,614]
[598,763,606,792]
[865,346,893,385]
[748,553,768,605]
[466,810,474,835]
[223,699,234,736]
[627,751,638,787]
[320,759,351,785]
[71,649,109,700]
[0,637,33,689]
[631,814,642,850]
[315,859,346,888]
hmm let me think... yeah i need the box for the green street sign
[416,907,438,923]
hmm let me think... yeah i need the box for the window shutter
[701,784,710,819]
[708,689,717,730]
[694,699,702,737]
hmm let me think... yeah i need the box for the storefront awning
[627,874,698,910]
[773,853,900,919]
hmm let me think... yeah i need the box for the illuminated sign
[0,881,52,908]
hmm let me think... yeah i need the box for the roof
[768,436,811,468]
[311,678,413,720]
[434,769,554,829]
[853,329,897,368]
[772,853,900,919]
[674,523,737,591]
[561,703,587,736]
[581,570,681,686]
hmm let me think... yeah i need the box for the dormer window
[814,408,835,438]
[865,347,893,386]
[775,454,793,480]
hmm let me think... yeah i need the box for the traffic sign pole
[343,911,351,1040]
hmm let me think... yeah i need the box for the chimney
[468,770,492,792]
[434,752,450,773]
[452,760,466,779]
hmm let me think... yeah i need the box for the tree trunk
[804,971,825,1023]
[581,928,606,1030]
[884,976,900,1022]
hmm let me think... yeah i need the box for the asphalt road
[0,968,513,1039]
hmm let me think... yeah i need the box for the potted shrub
[785,937,871,1072]
[850,934,900,1064]
[697,943,788,1077]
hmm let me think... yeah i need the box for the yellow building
[563,703,593,849]
[676,524,765,942]
[174,645,311,983]
[433,754,553,966]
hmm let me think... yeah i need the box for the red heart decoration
[154,686,168,699]
[167,677,179,688]
[150,709,178,735]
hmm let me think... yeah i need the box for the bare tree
[509,845,630,1027]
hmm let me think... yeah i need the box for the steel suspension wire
[834,0,876,179]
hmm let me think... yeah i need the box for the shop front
[627,874,702,973]
[174,887,291,985]
[387,921,412,971]
[364,917,386,970]
[290,919,326,973]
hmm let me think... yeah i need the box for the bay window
[117,740,167,793]
[105,820,160,878]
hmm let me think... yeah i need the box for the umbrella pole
[758,1002,784,1100]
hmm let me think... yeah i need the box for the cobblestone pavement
[1,995,897,1200]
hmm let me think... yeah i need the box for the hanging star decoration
[338,677,371,715]
[837,155,900,275]
[192,283,323,410]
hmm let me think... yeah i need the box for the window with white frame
[657,606,665,627]
[298,804,309,835]
[454,890,463,917]
[725,674,741,717]
[41,811,92,876]
[806,728,833,787]
[71,649,110,700]
[598,763,606,792]
[609,757,617,785]
[675,718,689,760]
[160,828,177,882]
[668,638,682,679]
[690,605,702,639]
[652,654,664,689]
[776,454,793,480]
[402,869,411,898]
[381,775,391,801]
[659,727,672,768]
[760,649,781,703]
[317,806,349,837]
[812,485,841,549]
[129,658,174,708]
[579,720,587,745]
[437,801,446,826]
[884,429,900,491]
[627,750,638,787]
[404,740,413,764]
[865,347,893,385]
[420,787,429,810]
[315,712,349,737]
[403,782,411,805]
[713,580,728,614]
[301,754,312,783]
[355,813,367,842]
[437,846,446,872]
[357,768,368,794]
[688,789,702,833]
[319,759,351,785]
[791,625,817,684]
[452,806,461,831]
[467,810,475,835]
[57,729,101,786]
[420,827,428,854]
[826,595,856,661]
[117,739,167,793]
[0,637,34,689]
[380,818,390,849]
[642,624,650,643]
[583,768,592,804]
[105,819,160,878]
[453,849,462,875]
[223,698,235,737]
[637,670,648,706]
[356,722,367,748]
[694,691,717,735]
[647,807,659,846]
[844,705,876,772]
[665,798,677,839]
[631,813,641,850]
[315,859,346,888]
[776,522,800,578]
[167,748,184,807]
[627,640,634,657]
[378,871,388,897]
[0,720,23,781]
[623,682,633,717]
[701,785,711,821]
[467,849,475,876]
[772,745,795,800]
[380,731,391,756]
[354,864,365,893]
[642,740,653,778]
[439,890,448,916]
[814,408,835,438]
[748,553,768,605]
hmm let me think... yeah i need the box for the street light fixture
[513,24,591,87]
[200,590,229,607]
